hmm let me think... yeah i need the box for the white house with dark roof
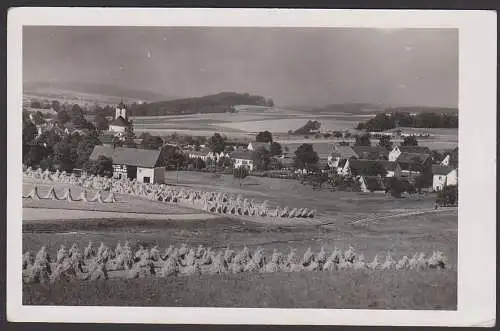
[89,146,164,184]
[230,151,255,171]
[432,165,458,191]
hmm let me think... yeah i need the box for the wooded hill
[128,92,274,116]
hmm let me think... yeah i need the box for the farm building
[341,159,401,178]
[230,151,255,171]
[89,146,164,184]
[389,145,432,162]
[396,152,432,176]
[432,165,458,191]
[327,145,357,168]
[352,146,389,160]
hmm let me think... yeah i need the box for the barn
[89,146,164,184]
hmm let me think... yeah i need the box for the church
[108,101,132,134]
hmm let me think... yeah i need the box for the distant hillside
[306,103,386,114]
[384,106,458,115]
[24,81,173,103]
[290,103,458,115]
[129,92,274,116]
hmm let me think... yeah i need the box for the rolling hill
[293,103,458,115]
[23,81,174,103]
[128,92,273,116]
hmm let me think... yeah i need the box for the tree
[23,145,46,167]
[270,141,282,156]
[75,134,102,169]
[84,155,113,177]
[252,147,271,171]
[52,136,79,172]
[256,131,273,143]
[160,145,186,169]
[354,133,371,146]
[402,136,418,146]
[123,127,136,148]
[56,110,71,125]
[141,134,163,150]
[378,135,393,149]
[233,166,249,187]
[22,116,38,146]
[388,177,406,198]
[366,162,388,176]
[414,172,432,193]
[95,112,109,131]
[266,98,274,107]
[192,157,206,170]
[436,185,458,206]
[294,143,319,170]
[208,133,226,154]
[333,131,343,138]
[293,120,321,135]
[31,111,45,125]
[51,100,61,112]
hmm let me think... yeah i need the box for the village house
[388,145,432,162]
[341,159,401,178]
[327,145,357,168]
[230,151,255,171]
[89,145,164,184]
[432,165,458,191]
[396,152,432,177]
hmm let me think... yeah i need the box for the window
[143,177,150,183]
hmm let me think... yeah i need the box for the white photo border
[7,7,497,326]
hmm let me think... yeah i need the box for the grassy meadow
[23,168,457,308]
[130,108,458,151]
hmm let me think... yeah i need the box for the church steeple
[115,99,127,121]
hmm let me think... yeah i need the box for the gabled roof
[90,146,161,168]
[110,116,129,127]
[331,145,358,159]
[361,176,386,191]
[230,151,254,160]
[352,146,389,160]
[397,146,432,154]
[348,159,397,176]
[396,152,431,164]
[432,165,456,175]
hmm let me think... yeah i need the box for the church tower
[115,99,127,121]
[109,99,130,134]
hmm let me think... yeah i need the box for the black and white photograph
[7,8,496,326]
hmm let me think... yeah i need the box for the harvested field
[22,169,457,309]
[24,269,456,309]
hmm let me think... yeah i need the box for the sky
[23,26,458,108]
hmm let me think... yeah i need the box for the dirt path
[23,208,220,222]
[347,207,458,225]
